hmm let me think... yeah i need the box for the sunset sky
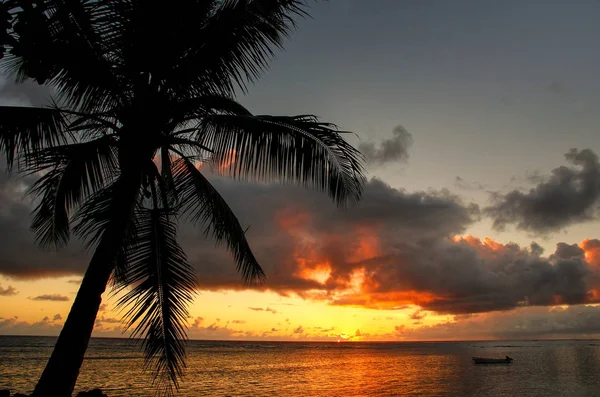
[2,0,600,341]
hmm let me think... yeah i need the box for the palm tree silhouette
[0,1,365,396]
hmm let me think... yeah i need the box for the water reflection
[2,338,600,396]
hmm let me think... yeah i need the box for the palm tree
[0,1,365,396]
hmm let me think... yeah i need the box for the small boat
[472,356,513,364]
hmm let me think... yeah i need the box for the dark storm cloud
[0,163,88,279]
[0,79,53,107]
[485,149,600,234]
[180,174,599,316]
[178,176,479,292]
[1,142,598,317]
[179,175,599,315]
[334,237,597,315]
[358,125,413,166]
[29,294,70,302]
[0,76,87,279]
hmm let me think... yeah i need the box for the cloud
[454,176,486,191]
[0,78,53,107]
[191,317,204,328]
[394,305,600,340]
[359,125,413,166]
[29,294,70,302]
[485,149,600,234]
[0,284,17,296]
[0,158,88,279]
[3,139,600,320]
[327,235,600,315]
[94,316,121,330]
[409,310,426,321]
[53,314,62,321]
[0,147,479,291]
[188,322,242,339]
[0,315,63,336]
[293,325,304,334]
[231,320,246,324]
[176,177,479,295]
[247,307,277,314]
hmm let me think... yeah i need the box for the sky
[2,0,600,341]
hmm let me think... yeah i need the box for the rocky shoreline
[0,389,108,397]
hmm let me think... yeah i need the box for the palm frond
[63,109,121,139]
[115,207,196,396]
[72,181,117,248]
[193,114,366,206]
[5,0,128,112]
[72,179,142,293]
[171,95,252,126]
[144,157,176,210]
[171,0,309,96]
[27,136,119,248]
[172,156,264,283]
[0,105,67,168]
[29,167,69,247]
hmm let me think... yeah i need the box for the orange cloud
[331,290,441,310]
[580,239,600,267]
[276,206,385,293]
[452,235,507,257]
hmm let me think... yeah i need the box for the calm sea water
[1,336,600,396]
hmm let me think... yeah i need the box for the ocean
[1,336,600,396]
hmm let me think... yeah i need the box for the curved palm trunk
[32,170,143,397]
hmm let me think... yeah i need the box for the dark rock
[13,394,29,397]
[0,389,9,397]
[76,389,108,397]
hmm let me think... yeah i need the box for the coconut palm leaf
[28,167,69,247]
[6,0,128,112]
[28,136,119,247]
[171,95,253,124]
[172,156,265,283]
[193,113,366,206]
[0,105,67,168]
[172,0,309,96]
[114,207,196,395]
[0,2,366,395]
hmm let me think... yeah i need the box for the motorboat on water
[472,356,513,364]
